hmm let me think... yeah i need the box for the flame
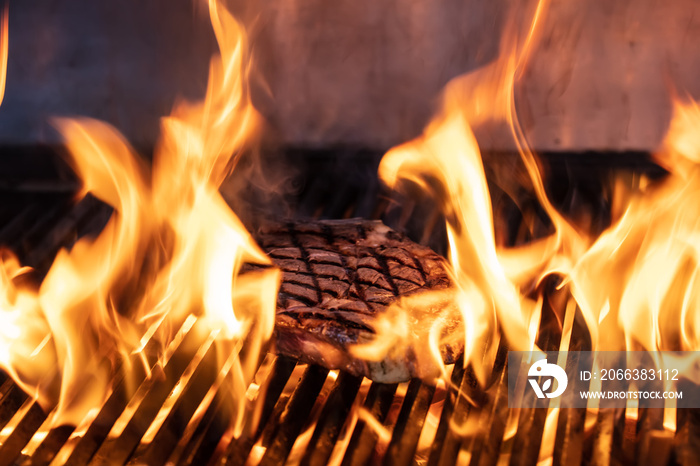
[355,0,700,404]
[0,0,279,428]
[570,97,700,355]
[0,3,8,106]
[349,0,700,456]
[352,0,555,384]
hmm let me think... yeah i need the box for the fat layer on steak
[253,218,463,383]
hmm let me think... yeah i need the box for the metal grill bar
[384,379,436,465]
[259,365,329,465]
[341,382,398,466]
[300,371,362,466]
[222,355,297,464]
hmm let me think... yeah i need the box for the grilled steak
[253,218,463,383]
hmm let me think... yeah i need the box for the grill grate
[0,151,697,465]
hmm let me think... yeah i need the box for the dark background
[0,0,699,152]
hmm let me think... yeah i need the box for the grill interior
[0,150,697,466]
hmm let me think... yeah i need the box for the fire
[355,0,700,416]
[347,0,700,458]
[0,0,279,429]
[352,0,556,384]
[570,97,700,355]
[0,3,7,107]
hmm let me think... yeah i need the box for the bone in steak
[253,218,463,383]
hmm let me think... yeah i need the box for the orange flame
[352,0,554,384]
[0,3,7,107]
[347,2,700,457]
[570,97,700,354]
[355,0,700,394]
[0,0,279,428]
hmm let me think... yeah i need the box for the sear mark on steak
[255,218,461,383]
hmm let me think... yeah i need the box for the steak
[253,218,463,383]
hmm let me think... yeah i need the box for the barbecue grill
[0,149,695,466]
